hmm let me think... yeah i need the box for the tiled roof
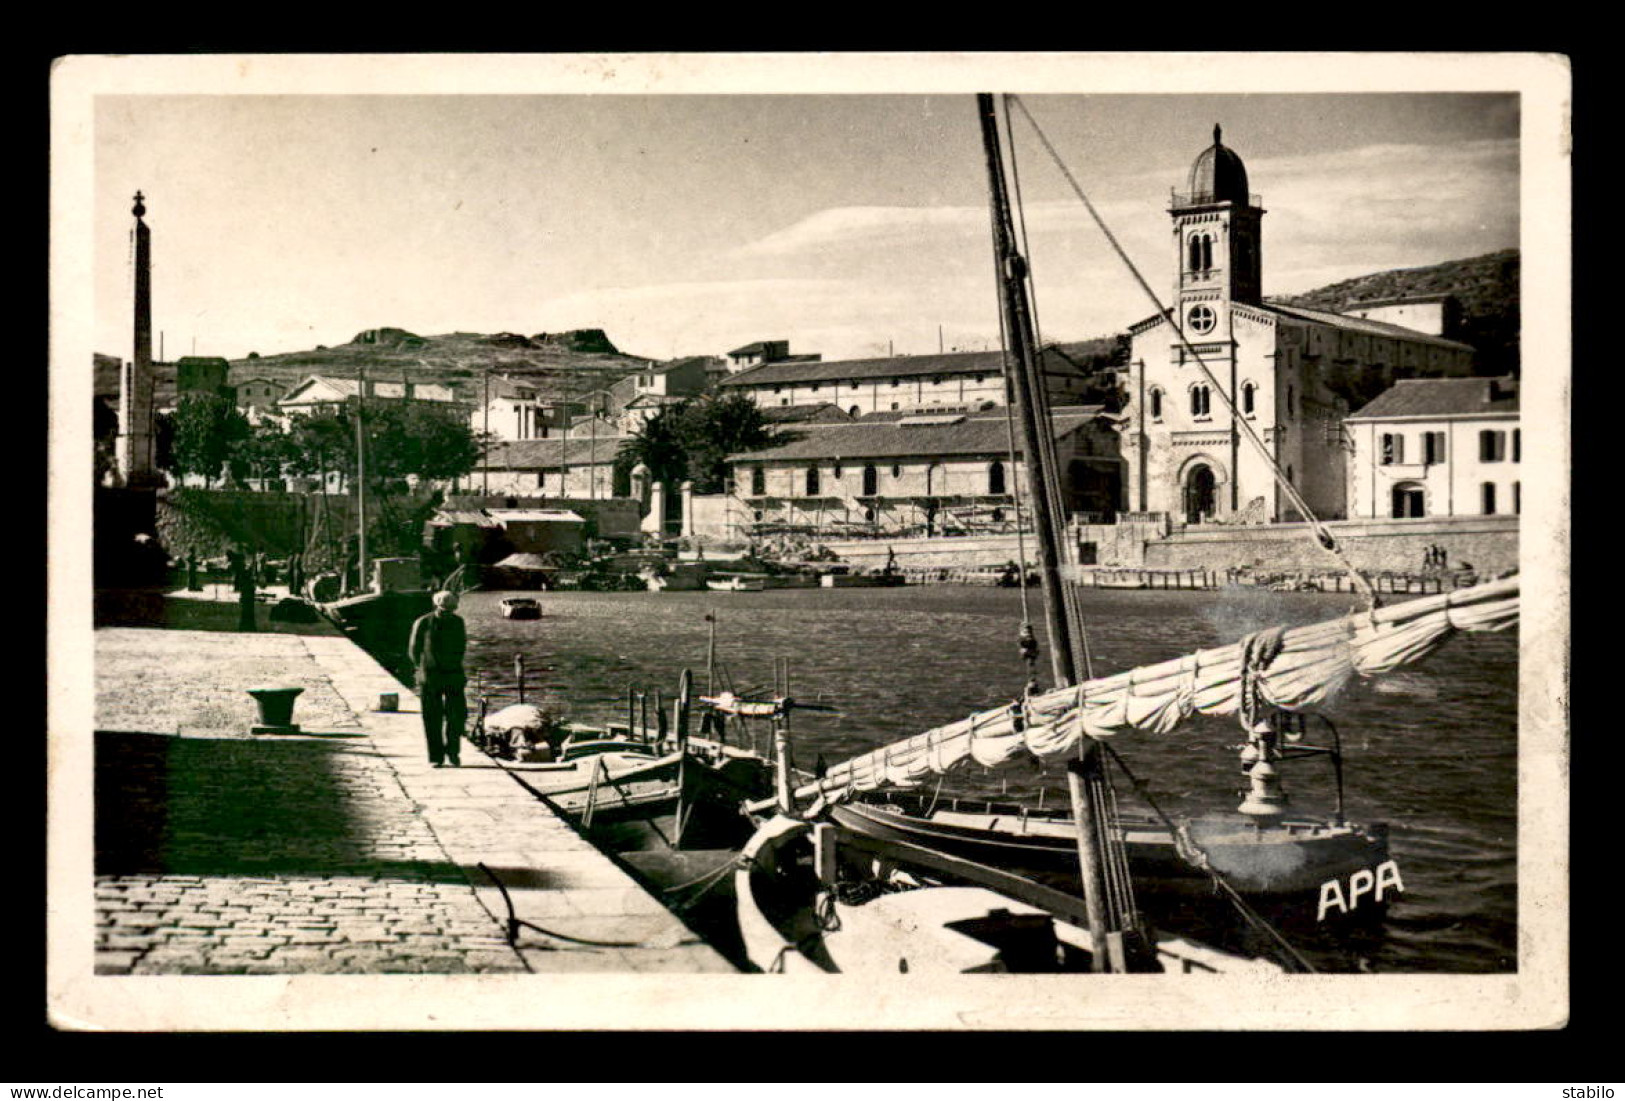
[279,375,460,403]
[729,408,1106,463]
[729,340,784,356]
[761,403,853,424]
[431,509,502,527]
[624,393,685,408]
[482,376,546,401]
[1347,377,1519,421]
[1129,303,1476,352]
[720,349,1046,388]
[1263,303,1476,351]
[478,435,630,470]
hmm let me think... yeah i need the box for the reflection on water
[457,584,1519,974]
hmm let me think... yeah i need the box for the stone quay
[90,586,733,977]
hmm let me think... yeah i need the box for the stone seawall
[1139,516,1519,574]
[155,488,439,561]
[821,515,1518,575]
[820,533,1030,570]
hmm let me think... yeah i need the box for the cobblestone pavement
[93,624,731,975]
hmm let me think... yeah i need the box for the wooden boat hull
[819,573,906,588]
[320,589,434,675]
[707,578,767,592]
[501,736,773,824]
[833,797,1394,929]
[735,814,1282,974]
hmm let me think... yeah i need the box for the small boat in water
[734,811,1281,974]
[836,790,1392,933]
[818,571,906,588]
[707,575,768,592]
[472,671,775,827]
[505,729,768,820]
[499,596,543,620]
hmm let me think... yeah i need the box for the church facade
[1123,127,1476,526]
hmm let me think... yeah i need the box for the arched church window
[1190,384,1211,418]
[1200,234,1213,272]
[1188,234,1202,272]
[1149,388,1163,420]
[1241,382,1256,415]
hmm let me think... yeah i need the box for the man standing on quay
[408,590,466,768]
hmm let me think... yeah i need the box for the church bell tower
[1169,125,1264,341]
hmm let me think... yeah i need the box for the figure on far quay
[408,590,467,768]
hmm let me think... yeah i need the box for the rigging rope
[989,168,1038,686]
[1005,94,1377,610]
[1003,94,1097,682]
[1095,744,1317,974]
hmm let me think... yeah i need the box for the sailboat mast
[977,93,1076,690]
[981,92,1129,970]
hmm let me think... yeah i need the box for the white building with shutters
[1344,376,1520,519]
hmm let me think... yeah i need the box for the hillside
[1271,249,1519,376]
[222,327,650,403]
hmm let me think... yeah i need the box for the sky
[92,88,1520,365]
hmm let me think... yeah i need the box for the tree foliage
[678,393,776,493]
[278,400,485,489]
[163,392,250,486]
[616,393,776,495]
[615,403,690,491]
[364,401,486,484]
[227,421,300,487]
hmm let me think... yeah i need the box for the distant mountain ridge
[219,327,648,404]
[96,251,1518,407]
[1270,248,1519,376]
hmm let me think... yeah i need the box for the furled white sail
[796,574,1519,800]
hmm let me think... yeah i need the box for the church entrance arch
[1183,462,1218,524]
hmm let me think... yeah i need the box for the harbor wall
[443,494,641,540]
[818,533,1029,569]
[1137,515,1519,574]
[154,488,440,562]
[820,514,1517,574]
[684,492,743,543]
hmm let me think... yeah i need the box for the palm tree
[615,402,690,490]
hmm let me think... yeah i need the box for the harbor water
[457,584,1519,974]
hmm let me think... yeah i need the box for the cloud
[729,138,1518,278]
[729,196,1148,261]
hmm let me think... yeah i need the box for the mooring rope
[1094,744,1317,974]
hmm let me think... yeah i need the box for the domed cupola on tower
[1188,124,1251,206]
[1170,123,1265,313]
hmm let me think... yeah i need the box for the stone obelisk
[115,191,158,488]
